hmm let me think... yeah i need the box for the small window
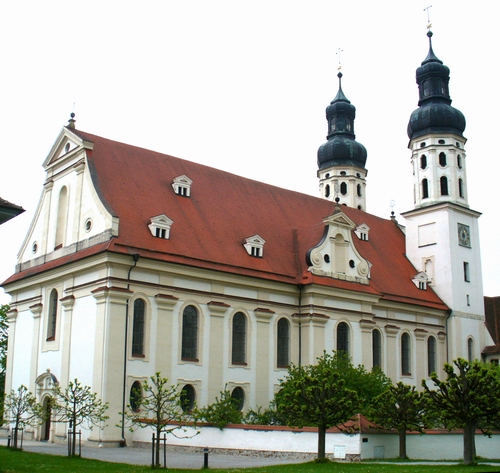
[337,322,349,354]
[244,235,265,258]
[130,381,142,412]
[172,175,193,197]
[32,242,38,254]
[420,155,427,169]
[132,299,146,356]
[440,176,449,196]
[180,384,196,412]
[422,178,429,199]
[340,171,347,176]
[458,178,464,198]
[65,142,71,153]
[277,318,290,368]
[420,142,426,148]
[231,387,245,411]
[463,262,470,282]
[467,337,474,362]
[232,312,247,365]
[149,214,173,239]
[419,281,426,290]
[439,152,447,167]
[401,333,411,376]
[324,254,330,263]
[340,182,347,196]
[467,294,470,306]
[85,218,92,232]
[181,305,198,361]
[457,154,462,169]
[325,184,330,198]
[438,139,445,145]
[427,336,436,376]
[372,329,381,369]
[47,289,58,341]
[357,184,362,197]
[349,260,355,268]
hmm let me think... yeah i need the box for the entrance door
[41,397,51,441]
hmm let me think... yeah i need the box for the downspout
[121,253,140,446]
[297,284,304,368]
[445,309,452,364]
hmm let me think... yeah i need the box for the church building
[2,31,491,445]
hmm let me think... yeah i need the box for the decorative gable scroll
[244,235,266,258]
[172,175,193,197]
[306,210,371,284]
[149,214,173,239]
[354,223,370,241]
[412,271,429,290]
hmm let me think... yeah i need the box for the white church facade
[2,31,492,445]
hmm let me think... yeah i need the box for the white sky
[1,0,498,303]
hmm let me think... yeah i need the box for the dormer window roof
[172,175,193,197]
[243,235,266,258]
[149,214,173,239]
[412,271,429,290]
[354,223,370,241]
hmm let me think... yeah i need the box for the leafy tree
[423,358,500,466]
[121,373,197,468]
[369,382,429,459]
[2,385,45,448]
[244,401,283,426]
[0,304,9,421]
[196,388,242,429]
[52,379,109,457]
[276,352,359,460]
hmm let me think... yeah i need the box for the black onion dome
[407,31,465,140]
[318,72,367,170]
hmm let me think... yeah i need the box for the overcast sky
[1,0,498,303]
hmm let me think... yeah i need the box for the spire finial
[336,48,343,71]
[67,112,76,129]
[424,5,433,31]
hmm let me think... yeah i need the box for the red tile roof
[2,129,448,311]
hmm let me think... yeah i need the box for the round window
[130,381,142,412]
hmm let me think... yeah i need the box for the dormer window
[243,235,266,258]
[412,271,429,290]
[149,214,173,239]
[172,175,193,197]
[354,223,370,241]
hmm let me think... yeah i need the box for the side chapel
[2,31,491,445]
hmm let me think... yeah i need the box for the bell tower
[402,30,488,361]
[317,72,368,210]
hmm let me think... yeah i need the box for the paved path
[0,438,308,469]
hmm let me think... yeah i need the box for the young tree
[276,352,359,460]
[423,358,500,465]
[2,385,45,448]
[52,379,109,456]
[370,382,429,459]
[0,304,9,420]
[121,373,197,468]
[196,388,242,429]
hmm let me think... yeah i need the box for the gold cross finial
[336,48,343,71]
[424,5,432,30]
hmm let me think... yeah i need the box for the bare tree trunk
[317,425,326,460]
[398,428,408,459]
[155,428,161,467]
[463,423,476,465]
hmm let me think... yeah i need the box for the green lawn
[1,447,500,472]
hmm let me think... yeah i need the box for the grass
[1,447,500,472]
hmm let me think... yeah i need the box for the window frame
[427,336,437,376]
[181,305,199,362]
[132,298,146,357]
[231,312,247,365]
[401,332,411,376]
[336,321,350,354]
[46,289,59,341]
[372,329,382,369]
[277,318,290,368]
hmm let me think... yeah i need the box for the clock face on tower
[458,223,471,248]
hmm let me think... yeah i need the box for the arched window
[181,305,198,360]
[337,322,349,354]
[422,179,429,199]
[372,329,381,369]
[427,336,436,376]
[325,184,330,198]
[47,289,58,340]
[55,186,68,249]
[232,312,247,364]
[130,381,142,412]
[420,154,427,169]
[439,152,447,167]
[340,182,347,196]
[401,333,411,375]
[467,337,474,362]
[440,176,449,196]
[180,384,196,413]
[458,178,464,198]
[277,318,290,368]
[231,387,245,411]
[132,299,145,356]
[457,154,462,169]
[357,184,362,197]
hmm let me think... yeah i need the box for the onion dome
[407,31,465,140]
[317,72,367,171]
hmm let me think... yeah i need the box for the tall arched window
[180,384,196,412]
[457,154,462,169]
[55,186,68,249]
[325,184,330,198]
[231,387,245,411]
[337,322,349,354]
[467,337,474,362]
[357,184,362,197]
[422,179,429,199]
[401,333,411,375]
[232,312,247,364]
[340,182,347,196]
[440,176,449,196]
[132,299,145,356]
[458,178,464,198]
[439,152,447,167]
[277,318,290,368]
[47,289,58,340]
[420,154,427,169]
[372,329,382,369]
[181,305,198,360]
[427,336,436,376]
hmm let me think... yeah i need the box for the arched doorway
[41,396,52,441]
[35,369,58,442]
